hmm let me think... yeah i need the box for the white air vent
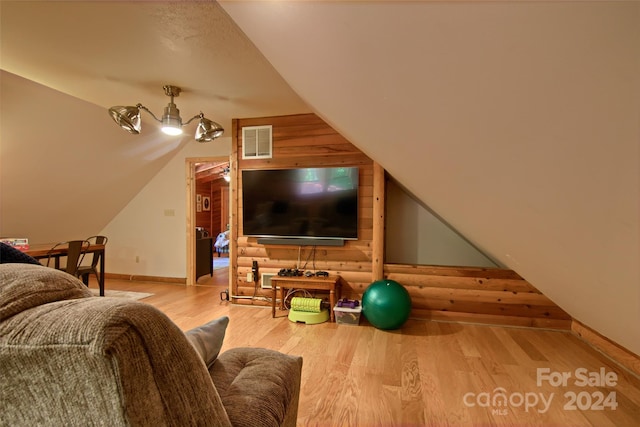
[242,125,272,159]
[261,272,276,289]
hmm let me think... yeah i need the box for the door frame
[185,156,230,286]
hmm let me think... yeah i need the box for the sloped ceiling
[1,1,638,355]
[219,1,640,355]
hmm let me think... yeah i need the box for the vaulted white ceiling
[1,1,638,355]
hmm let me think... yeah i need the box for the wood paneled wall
[231,114,374,301]
[195,181,211,235]
[195,179,225,238]
[229,113,571,329]
[385,264,572,329]
[209,185,223,238]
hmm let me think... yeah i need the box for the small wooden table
[271,274,341,322]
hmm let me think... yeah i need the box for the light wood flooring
[92,270,640,427]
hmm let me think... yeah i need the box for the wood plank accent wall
[195,180,212,235]
[229,113,571,330]
[195,179,226,238]
[231,114,374,302]
[209,183,224,238]
[385,264,572,329]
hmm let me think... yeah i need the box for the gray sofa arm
[0,264,232,426]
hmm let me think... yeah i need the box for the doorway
[185,157,230,286]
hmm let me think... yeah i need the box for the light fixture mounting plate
[163,85,181,98]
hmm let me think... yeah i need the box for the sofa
[0,263,302,426]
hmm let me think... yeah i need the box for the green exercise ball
[362,279,411,330]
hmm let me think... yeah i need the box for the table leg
[329,289,335,322]
[272,284,276,318]
[99,249,105,297]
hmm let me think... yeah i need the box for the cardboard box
[334,304,362,325]
[0,238,29,251]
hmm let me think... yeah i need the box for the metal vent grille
[242,125,272,159]
[261,272,276,289]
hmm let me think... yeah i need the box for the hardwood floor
[93,273,640,427]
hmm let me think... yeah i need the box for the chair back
[64,240,91,276]
[46,240,91,276]
[85,235,108,268]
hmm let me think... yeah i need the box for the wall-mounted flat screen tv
[242,167,359,240]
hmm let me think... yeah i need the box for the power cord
[299,245,316,272]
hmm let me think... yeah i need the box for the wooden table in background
[25,243,106,296]
[271,275,341,322]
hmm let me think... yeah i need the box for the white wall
[100,140,231,279]
[386,180,497,267]
[0,72,183,244]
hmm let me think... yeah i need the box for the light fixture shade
[109,106,141,134]
[195,117,225,142]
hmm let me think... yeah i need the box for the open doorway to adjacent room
[185,157,231,286]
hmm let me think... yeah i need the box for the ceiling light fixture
[108,85,224,142]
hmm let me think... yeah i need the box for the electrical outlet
[246,272,253,282]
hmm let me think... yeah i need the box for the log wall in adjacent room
[195,175,226,238]
[228,113,571,330]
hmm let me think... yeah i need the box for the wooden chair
[46,240,91,277]
[76,235,108,296]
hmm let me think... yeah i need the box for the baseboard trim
[571,319,640,379]
[105,273,185,284]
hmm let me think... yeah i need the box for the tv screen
[242,167,359,240]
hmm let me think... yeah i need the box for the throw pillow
[185,316,229,369]
[0,243,41,265]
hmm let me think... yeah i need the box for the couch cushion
[0,263,91,322]
[211,347,303,427]
[185,316,229,368]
